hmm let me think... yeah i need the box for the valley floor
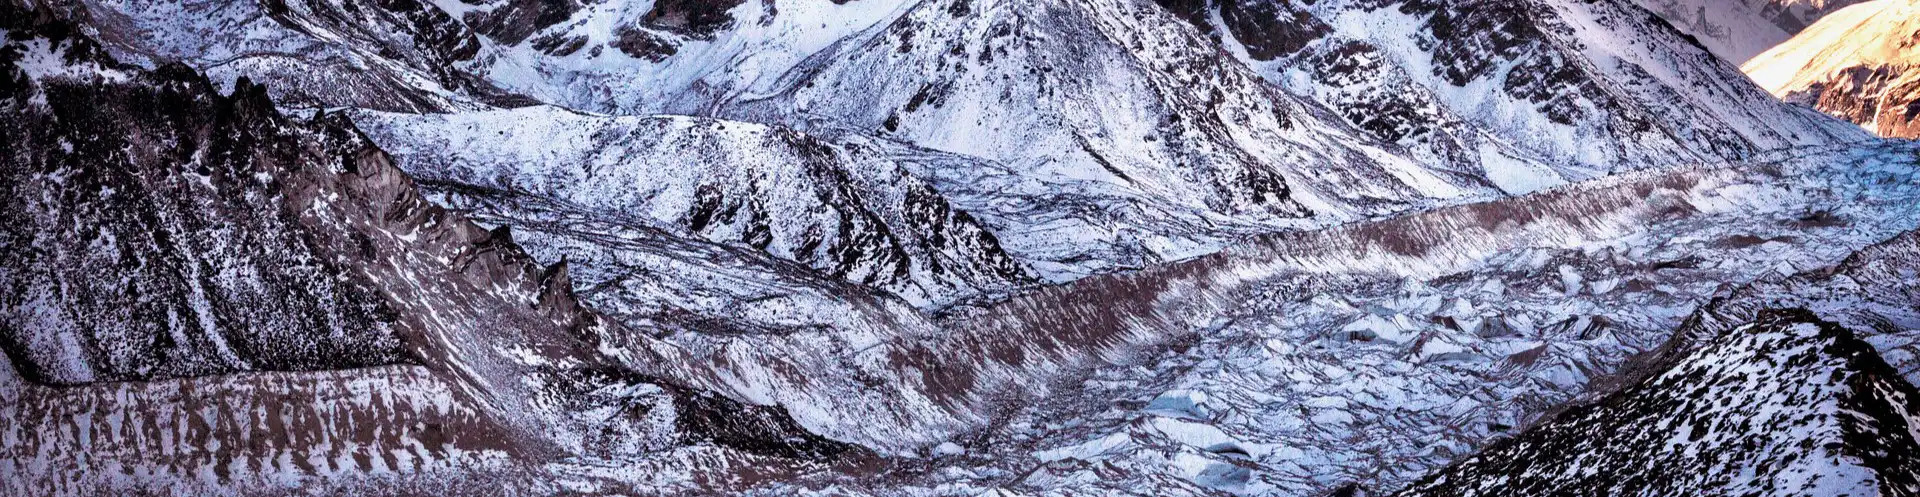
[719,143,1920,496]
[8,143,1919,497]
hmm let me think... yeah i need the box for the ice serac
[1396,309,1920,497]
[1620,225,1920,391]
[0,4,847,493]
[1744,0,1920,139]
[1632,0,1867,63]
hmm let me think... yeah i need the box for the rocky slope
[1745,0,1920,139]
[352,106,1035,308]
[1634,0,1866,63]
[460,0,1515,275]
[1173,0,1866,187]
[52,0,1870,298]
[0,5,848,493]
[59,0,527,112]
[723,143,1920,496]
[1394,309,1920,497]
[9,0,1920,495]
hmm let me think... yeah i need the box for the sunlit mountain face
[4,0,1920,495]
[1636,0,1920,139]
[1745,0,1920,139]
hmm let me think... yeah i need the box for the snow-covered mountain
[63,0,524,112]
[50,0,1868,300]
[1633,0,1866,63]
[1156,0,1865,185]
[0,6,851,492]
[1395,309,1920,497]
[10,0,1920,495]
[1745,0,1920,139]
[471,0,1864,201]
[457,0,1515,273]
[351,106,1036,308]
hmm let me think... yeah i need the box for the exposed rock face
[1153,0,1325,61]
[641,0,747,39]
[52,0,1867,302]
[61,0,522,112]
[459,0,578,45]
[1,25,410,385]
[353,107,1036,308]
[0,4,848,493]
[1396,309,1920,497]
[1745,0,1920,139]
[1171,0,1867,193]
[1800,66,1920,139]
[612,25,678,60]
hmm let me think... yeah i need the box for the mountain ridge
[1396,308,1920,497]
[0,6,856,492]
[1744,0,1920,139]
[6,0,1920,495]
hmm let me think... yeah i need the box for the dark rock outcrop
[460,0,577,45]
[1397,309,1920,497]
[641,0,747,39]
[0,4,849,492]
